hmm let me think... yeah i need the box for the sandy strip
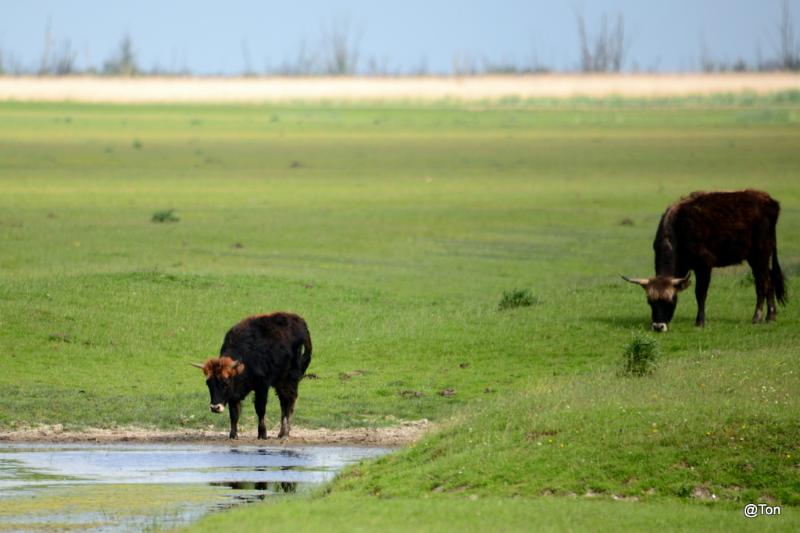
[0,420,431,447]
[0,74,799,103]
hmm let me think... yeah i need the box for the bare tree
[241,37,254,76]
[758,0,800,71]
[778,0,799,70]
[481,57,520,74]
[411,55,429,76]
[699,33,716,72]
[366,54,392,76]
[526,38,550,73]
[275,38,318,75]
[103,34,138,76]
[53,39,77,75]
[266,17,365,76]
[576,10,627,72]
[39,16,54,75]
[320,18,361,75]
[0,49,23,75]
[451,52,478,76]
[36,19,77,75]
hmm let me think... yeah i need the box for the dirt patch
[0,420,431,447]
[1,74,799,103]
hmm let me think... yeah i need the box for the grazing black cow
[193,312,312,439]
[623,189,786,332]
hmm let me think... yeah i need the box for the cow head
[191,357,245,413]
[621,274,691,332]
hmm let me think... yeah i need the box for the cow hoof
[257,433,267,440]
[277,432,288,439]
[229,432,238,439]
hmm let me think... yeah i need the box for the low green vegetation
[188,495,797,533]
[0,484,221,531]
[621,332,660,376]
[151,208,180,223]
[0,98,798,530]
[497,288,538,310]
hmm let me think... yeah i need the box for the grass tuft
[498,289,538,311]
[151,209,180,223]
[621,332,659,376]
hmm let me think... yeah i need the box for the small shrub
[498,289,538,310]
[151,209,179,223]
[132,138,143,149]
[621,333,659,376]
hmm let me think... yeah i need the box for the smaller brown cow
[623,189,786,331]
[192,313,312,439]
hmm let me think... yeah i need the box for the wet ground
[0,443,389,531]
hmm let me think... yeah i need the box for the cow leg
[748,259,767,323]
[694,267,711,327]
[228,400,241,439]
[766,258,778,322]
[275,383,298,439]
[766,288,777,322]
[255,388,268,439]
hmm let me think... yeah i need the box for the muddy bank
[0,419,431,447]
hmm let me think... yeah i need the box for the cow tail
[771,245,787,306]
[299,330,313,375]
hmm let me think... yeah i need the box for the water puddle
[0,443,388,531]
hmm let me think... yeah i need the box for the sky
[2,0,799,74]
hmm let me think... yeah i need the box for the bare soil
[0,74,798,103]
[0,420,431,447]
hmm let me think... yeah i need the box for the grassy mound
[335,350,799,506]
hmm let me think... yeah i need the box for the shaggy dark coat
[624,189,786,330]
[199,312,312,439]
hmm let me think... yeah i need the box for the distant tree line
[0,3,798,76]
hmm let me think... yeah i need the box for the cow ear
[190,363,204,370]
[671,274,691,291]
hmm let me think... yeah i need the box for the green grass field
[0,98,798,530]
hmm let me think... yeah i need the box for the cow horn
[670,273,692,287]
[189,362,205,369]
[620,274,648,286]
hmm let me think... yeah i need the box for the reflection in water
[278,481,297,493]
[230,447,302,458]
[0,443,389,532]
[210,480,297,493]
